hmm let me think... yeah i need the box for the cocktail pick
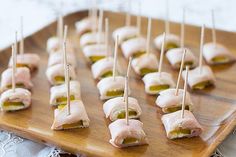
[165,0,170,35]
[66,64,71,116]
[125,76,129,125]
[175,49,186,96]
[20,16,24,55]
[211,9,216,46]
[180,8,185,49]
[105,18,110,58]
[199,24,205,74]
[112,35,119,81]
[146,18,152,55]
[92,0,97,34]
[125,0,131,26]
[97,9,104,44]
[15,31,18,55]
[158,32,166,77]
[136,1,141,36]
[12,44,16,92]
[63,25,68,43]
[181,66,189,118]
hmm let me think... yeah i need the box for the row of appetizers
[46,18,90,130]
[0,18,40,112]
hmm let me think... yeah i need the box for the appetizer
[103,97,142,121]
[161,110,203,139]
[108,119,148,148]
[0,88,31,112]
[82,44,107,63]
[80,32,105,47]
[75,16,98,36]
[51,100,90,130]
[154,33,180,51]
[91,57,114,79]
[47,52,77,67]
[112,26,138,44]
[46,64,76,85]
[50,81,81,106]
[1,67,32,92]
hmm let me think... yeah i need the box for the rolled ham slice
[182,65,216,90]
[109,119,148,148]
[131,53,158,76]
[46,37,74,54]
[91,57,114,79]
[75,17,97,36]
[8,53,40,71]
[112,26,138,44]
[156,88,193,113]
[121,37,146,59]
[82,44,107,63]
[97,76,129,100]
[1,67,33,92]
[203,42,235,65]
[161,110,203,139]
[154,33,180,51]
[51,100,90,130]
[142,72,175,95]
[48,52,77,67]
[46,64,77,86]
[103,97,142,121]
[166,48,197,69]
[80,32,105,47]
[0,88,31,111]
[50,81,81,106]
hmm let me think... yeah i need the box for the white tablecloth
[0,0,235,157]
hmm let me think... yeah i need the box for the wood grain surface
[0,10,236,157]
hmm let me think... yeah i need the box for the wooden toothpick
[158,32,166,77]
[105,18,110,58]
[15,31,18,55]
[146,18,152,55]
[125,76,129,125]
[199,24,205,74]
[175,49,186,96]
[125,0,131,26]
[112,35,119,81]
[58,15,64,50]
[211,9,216,46]
[63,41,67,74]
[12,44,16,92]
[63,25,68,43]
[97,9,104,44]
[127,57,132,77]
[20,16,24,55]
[92,0,97,34]
[66,64,71,116]
[180,8,185,49]
[165,0,170,35]
[136,1,141,36]
[181,66,189,119]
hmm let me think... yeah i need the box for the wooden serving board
[0,10,236,157]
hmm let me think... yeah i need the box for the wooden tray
[0,10,236,157]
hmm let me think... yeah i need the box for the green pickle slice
[117,110,137,119]
[101,71,113,78]
[140,68,157,76]
[3,102,24,107]
[193,81,212,90]
[123,36,137,42]
[16,63,30,69]
[170,128,191,137]
[212,56,229,63]
[149,84,170,92]
[7,83,25,89]
[62,120,84,129]
[106,90,124,97]
[132,51,146,58]
[165,42,179,51]
[89,56,105,63]
[122,137,138,144]
[56,95,75,105]
[54,76,72,85]
[166,105,189,113]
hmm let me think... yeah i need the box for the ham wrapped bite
[82,44,107,63]
[46,37,73,53]
[203,42,235,65]
[112,26,138,44]
[103,97,142,121]
[75,17,97,36]
[166,48,197,69]
[1,67,33,92]
[80,32,105,47]
[50,81,81,106]
[161,110,203,139]
[0,88,31,111]
[142,72,175,95]
[48,52,77,67]
[131,53,158,76]
[51,100,90,130]
[182,66,216,90]
[109,119,148,148]
[46,64,77,85]
[154,33,180,51]
[97,76,129,100]
[121,37,146,59]
[156,88,193,113]
[8,53,40,71]
[91,57,114,79]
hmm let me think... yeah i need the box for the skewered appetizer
[156,88,193,113]
[161,110,203,139]
[143,72,175,95]
[108,119,148,148]
[166,48,197,69]
[47,37,74,54]
[121,37,146,59]
[51,100,90,130]
[48,52,77,67]
[46,64,77,85]
[131,53,158,76]
[154,33,180,51]
[103,97,142,122]
[80,32,105,47]
[203,43,235,65]
[82,44,107,63]
[97,76,128,100]
[50,81,81,106]
[0,88,31,111]
[112,26,139,44]
[182,65,215,90]
[1,67,32,92]
[75,16,98,36]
